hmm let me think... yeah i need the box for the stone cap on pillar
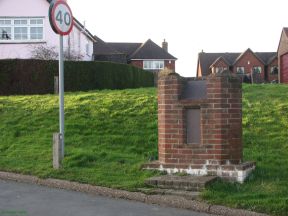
[158,68,180,78]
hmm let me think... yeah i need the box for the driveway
[0,180,214,216]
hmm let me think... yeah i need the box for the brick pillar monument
[158,72,184,164]
[144,70,255,183]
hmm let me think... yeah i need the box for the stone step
[145,175,217,192]
[138,188,200,200]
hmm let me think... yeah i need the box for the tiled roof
[209,56,230,68]
[93,35,123,55]
[129,39,177,60]
[96,39,177,61]
[198,52,240,76]
[255,52,277,64]
[107,43,142,56]
[198,51,277,76]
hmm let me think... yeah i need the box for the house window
[270,66,278,75]
[143,60,164,70]
[30,27,43,40]
[0,17,44,42]
[0,27,11,40]
[253,66,262,73]
[215,67,227,73]
[14,27,28,40]
[236,67,245,74]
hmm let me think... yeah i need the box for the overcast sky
[68,0,288,77]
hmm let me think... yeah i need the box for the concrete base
[142,161,256,183]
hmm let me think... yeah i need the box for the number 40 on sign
[49,0,73,35]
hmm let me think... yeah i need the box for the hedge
[0,59,154,95]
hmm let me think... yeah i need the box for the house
[93,38,177,72]
[197,49,278,82]
[0,0,96,60]
[277,27,288,83]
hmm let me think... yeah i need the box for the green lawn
[0,85,288,215]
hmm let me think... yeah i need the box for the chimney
[162,39,168,52]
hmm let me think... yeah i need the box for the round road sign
[49,0,73,35]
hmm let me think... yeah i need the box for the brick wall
[164,60,175,71]
[278,30,288,83]
[267,57,279,82]
[233,50,265,81]
[280,54,288,83]
[144,70,255,182]
[212,59,229,69]
[130,60,143,69]
[204,72,242,164]
[157,73,184,164]
[157,71,242,167]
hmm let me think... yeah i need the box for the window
[14,27,28,40]
[30,27,43,40]
[215,67,227,73]
[253,66,262,74]
[270,66,278,75]
[143,60,164,70]
[1,27,11,40]
[0,17,44,42]
[236,67,245,74]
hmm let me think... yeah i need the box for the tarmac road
[0,179,215,216]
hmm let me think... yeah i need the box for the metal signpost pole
[49,0,73,166]
[59,34,65,159]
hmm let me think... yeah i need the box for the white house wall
[0,0,94,61]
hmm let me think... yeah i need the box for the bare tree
[30,44,58,60]
[30,44,84,61]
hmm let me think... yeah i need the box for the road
[0,180,214,216]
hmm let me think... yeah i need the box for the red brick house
[197,49,278,82]
[278,27,288,83]
[93,37,177,72]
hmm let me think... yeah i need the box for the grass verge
[0,85,288,215]
[0,88,158,190]
[202,84,288,216]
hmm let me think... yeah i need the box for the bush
[0,59,154,95]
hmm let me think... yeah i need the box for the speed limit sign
[49,0,74,163]
[49,0,73,35]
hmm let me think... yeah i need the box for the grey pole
[59,35,65,159]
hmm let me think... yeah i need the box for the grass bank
[0,88,158,190]
[202,84,288,216]
[0,85,288,215]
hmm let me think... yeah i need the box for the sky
[68,0,288,77]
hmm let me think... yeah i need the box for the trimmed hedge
[0,59,154,95]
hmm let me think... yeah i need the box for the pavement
[0,179,213,216]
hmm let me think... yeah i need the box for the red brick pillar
[158,73,183,164]
[205,71,242,165]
